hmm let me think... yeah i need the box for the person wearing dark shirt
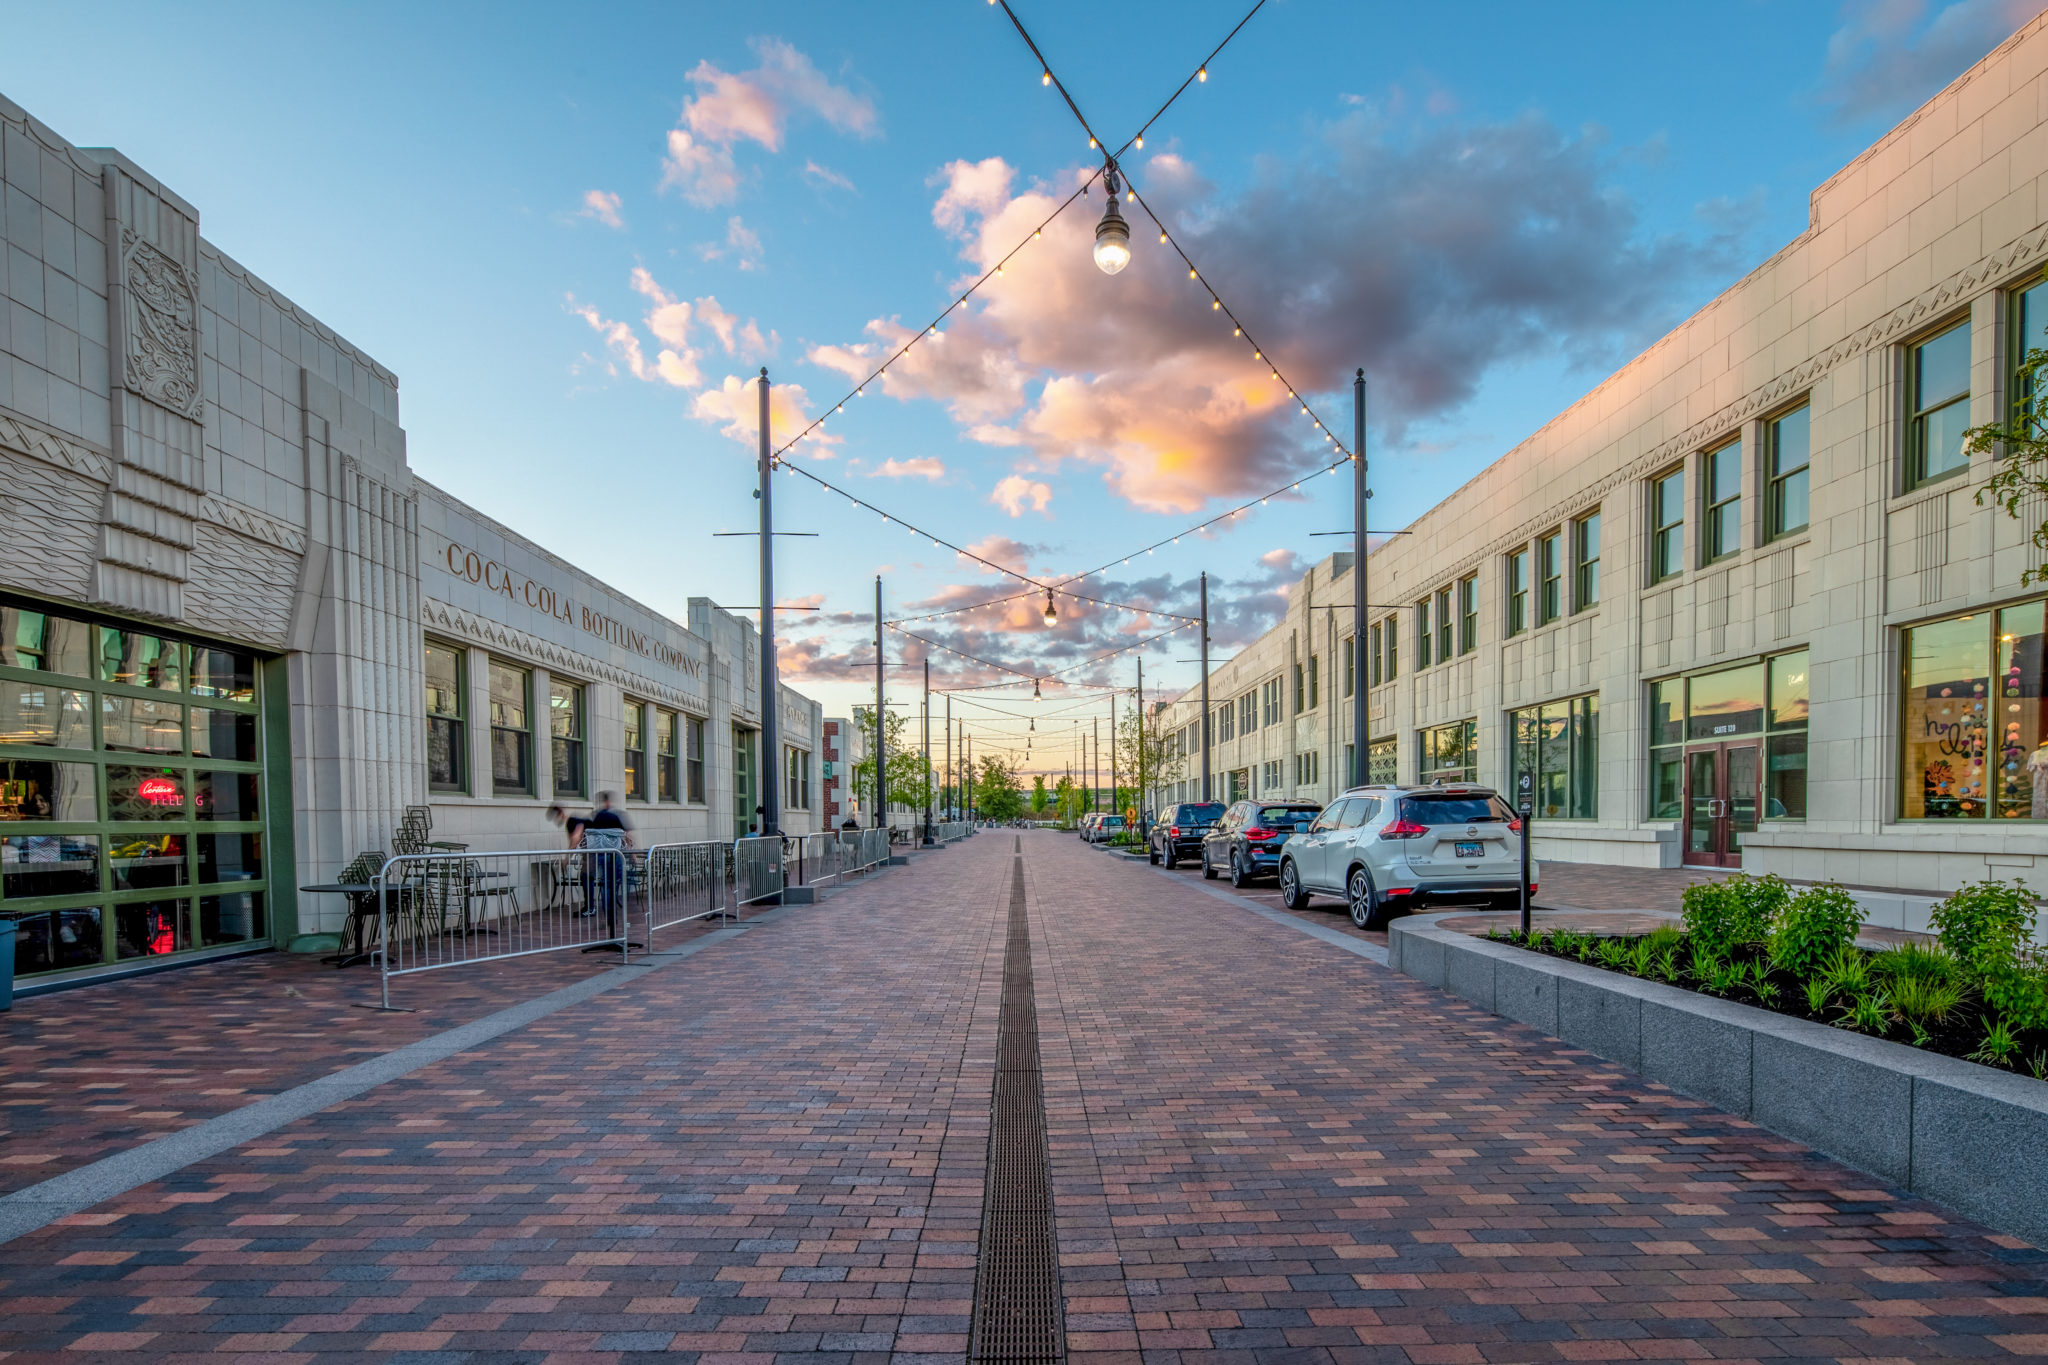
[582,792,632,922]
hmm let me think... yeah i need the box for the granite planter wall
[1389,913,2048,1248]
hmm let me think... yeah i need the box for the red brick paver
[1034,833,2048,1363]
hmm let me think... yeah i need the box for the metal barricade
[788,832,846,888]
[643,839,731,946]
[373,847,631,1009]
[734,835,784,906]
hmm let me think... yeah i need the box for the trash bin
[0,916,15,1011]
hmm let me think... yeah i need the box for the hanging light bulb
[1042,589,1058,628]
[1093,160,1131,275]
[1033,677,1042,699]
[1029,717,1036,731]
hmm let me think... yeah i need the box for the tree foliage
[973,753,1025,822]
[850,706,931,814]
[1966,349,2048,585]
[1115,703,1185,808]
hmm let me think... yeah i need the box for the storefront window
[488,660,532,797]
[1420,719,1477,784]
[549,679,584,799]
[1647,651,1807,820]
[1510,694,1598,819]
[786,746,811,811]
[423,641,465,793]
[1901,612,1990,818]
[3,603,265,979]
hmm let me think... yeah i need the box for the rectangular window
[1509,694,1599,821]
[1368,737,1397,785]
[424,640,465,793]
[1240,692,1256,735]
[1458,575,1478,653]
[1704,440,1742,562]
[1368,624,1382,686]
[656,708,680,802]
[1646,650,1807,821]
[1385,615,1398,679]
[623,699,646,801]
[1766,407,1810,540]
[1572,511,1600,610]
[2013,276,2048,433]
[98,627,183,691]
[1902,607,2022,819]
[1908,321,1972,489]
[1416,598,1433,668]
[1436,587,1453,663]
[786,746,811,810]
[488,659,532,796]
[1342,636,1354,697]
[1293,662,1305,714]
[1307,655,1319,710]
[1,607,93,676]
[549,679,584,799]
[1507,550,1529,635]
[1650,468,1685,582]
[1537,533,1563,625]
[1419,719,1477,784]
[1218,703,1234,743]
[686,715,707,802]
[1263,680,1281,727]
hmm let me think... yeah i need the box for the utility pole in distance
[758,368,780,837]
[1352,368,1369,788]
[921,659,934,846]
[1200,571,1211,802]
[874,576,886,834]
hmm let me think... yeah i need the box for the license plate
[1455,840,1483,858]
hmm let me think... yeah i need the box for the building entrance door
[1683,742,1760,867]
[732,727,756,839]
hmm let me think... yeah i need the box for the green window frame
[1766,406,1811,540]
[1572,511,1600,610]
[1419,719,1477,784]
[1907,321,1972,490]
[1458,575,1478,653]
[685,715,707,803]
[1368,624,1382,687]
[623,698,647,801]
[1416,598,1433,669]
[1436,587,1453,663]
[423,640,466,793]
[1506,550,1529,636]
[0,603,268,979]
[1510,694,1599,821]
[1650,468,1685,582]
[549,678,584,799]
[656,708,680,802]
[1537,532,1563,625]
[1703,440,1741,563]
[2012,276,2048,437]
[488,659,533,797]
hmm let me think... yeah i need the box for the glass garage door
[0,603,268,980]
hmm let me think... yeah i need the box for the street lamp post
[1200,571,1212,802]
[874,576,886,835]
[1352,368,1369,788]
[758,368,780,838]
[922,659,934,846]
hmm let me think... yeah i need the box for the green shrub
[1871,942,1961,987]
[1597,938,1631,970]
[1655,949,1682,984]
[1627,939,1655,977]
[1802,978,1832,1015]
[1982,963,2048,1033]
[1688,945,1724,984]
[1837,991,1891,1035]
[1768,884,1864,980]
[1889,974,1967,1026]
[1681,873,1789,955]
[1930,879,2039,973]
[1643,925,1685,957]
[1821,945,1873,998]
[1969,1016,2022,1067]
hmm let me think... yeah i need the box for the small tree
[1115,704,1184,813]
[1967,348,2048,584]
[1030,775,1050,815]
[851,706,931,820]
[975,753,1026,822]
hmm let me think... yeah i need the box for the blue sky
[6,0,2041,773]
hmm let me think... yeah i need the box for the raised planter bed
[1390,912,2048,1249]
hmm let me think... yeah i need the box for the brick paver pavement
[0,830,2043,1363]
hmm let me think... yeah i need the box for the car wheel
[1202,850,1218,880]
[1163,847,1178,869]
[1347,866,1385,930]
[1279,859,1312,911]
[1230,850,1249,889]
[1148,845,1160,864]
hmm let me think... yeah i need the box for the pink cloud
[991,474,1052,517]
[662,38,878,207]
[869,457,946,480]
[692,373,836,452]
[578,189,625,229]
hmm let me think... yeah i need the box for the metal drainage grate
[969,855,1064,1363]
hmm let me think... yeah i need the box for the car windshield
[1400,794,1513,824]
[1103,816,1124,827]
[1256,806,1319,827]
[1180,804,1224,822]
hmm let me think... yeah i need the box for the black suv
[1148,801,1225,868]
[1202,799,1322,887]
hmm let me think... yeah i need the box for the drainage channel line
[969,850,1065,1363]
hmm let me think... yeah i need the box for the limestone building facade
[0,92,819,988]
[1150,17,2048,900]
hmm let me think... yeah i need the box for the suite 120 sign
[441,539,701,677]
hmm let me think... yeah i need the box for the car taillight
[1169,826,1180,837]
[1508,818,1522,833]
[1379,819,1427,840]
[1242,826,1274,839]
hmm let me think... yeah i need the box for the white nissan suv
[1276,784,1536,929]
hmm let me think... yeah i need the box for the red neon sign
[138,776,182,806]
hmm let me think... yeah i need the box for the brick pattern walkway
[0,905,755,1197]
[1037,834,2048,1363]
[0,833,2042,1363]
[0,845,1011,1361]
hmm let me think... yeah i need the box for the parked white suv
[1276,784,1537,929]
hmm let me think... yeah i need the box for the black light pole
[1352,368,1369,787]
[921,659,934,845]
[944,696,953,822]
[1199,571,1212,802]
[758,368,780,836]
[1092,716,1099,814]
[874,576,886,834]
[1518,769,1535,936]
[1136,657,1145,832]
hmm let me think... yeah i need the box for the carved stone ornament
[121,230,201,417]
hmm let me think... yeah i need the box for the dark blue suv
[1201,799,1322,887]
